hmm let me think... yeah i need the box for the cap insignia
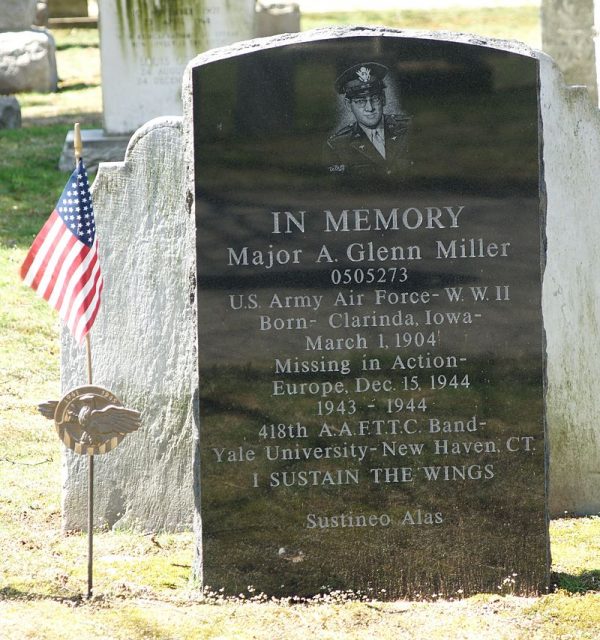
[356,66,371,83]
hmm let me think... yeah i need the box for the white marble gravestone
[60,29,600,534]
[99,0,255,135]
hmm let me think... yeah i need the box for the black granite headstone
[193,32,549,599]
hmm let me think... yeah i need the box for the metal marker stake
[75,123,95,600]
[87,444,94,599]
[86,331,94,600]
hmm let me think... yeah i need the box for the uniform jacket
[325,114,411,177]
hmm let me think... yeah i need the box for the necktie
[371,130,386,158]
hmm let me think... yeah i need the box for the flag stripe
[76,259,104,328]
[21,214,64,286]
[27,225,71,294]
[65,253,102,330]
[73,277,103,342]
[66,258,102,333]
[36,228,77,300]
[71,273,102,343]
[20,212,60,281]
[54,243,95,320]
[47,237,86,308]
[58,249,98,327]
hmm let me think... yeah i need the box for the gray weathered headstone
[0,0,37,30]
[59,129,131,173]
[0,95,21,128]
[541,72,600,516]
[48,0,88,18]
[34,1,49,27]
[0,1,55,95]
[0,29,58,94]
[542,0,597,103]
[61,117,196,532]
[255,2,301,38]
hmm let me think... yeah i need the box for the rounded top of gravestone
[0,0,36,31]
[185,26,537,73]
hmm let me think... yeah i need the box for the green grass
[18,28,101,127]
[0,126,72,247]
[1,10,599,639]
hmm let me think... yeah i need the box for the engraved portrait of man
[324,62,411,177]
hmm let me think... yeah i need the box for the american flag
[20,159,103,343]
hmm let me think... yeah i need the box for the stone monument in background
[34,1,49,27]
[48,0,89,18]
[1,0,38,31]
[542,0,598,104]
[0,0,57,94]
[255,1,300,38]
[0,95,21,129]
[59,0,255,170]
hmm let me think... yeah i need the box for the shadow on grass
[56,43,98,52]
[0,585,84,603]
[58,82,100,92]
[22,113,102,127]
[552,571,600,593]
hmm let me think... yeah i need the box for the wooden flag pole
[74,122,95,600]
[74,122,82,164]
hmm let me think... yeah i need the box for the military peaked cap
[335,62,388,98]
